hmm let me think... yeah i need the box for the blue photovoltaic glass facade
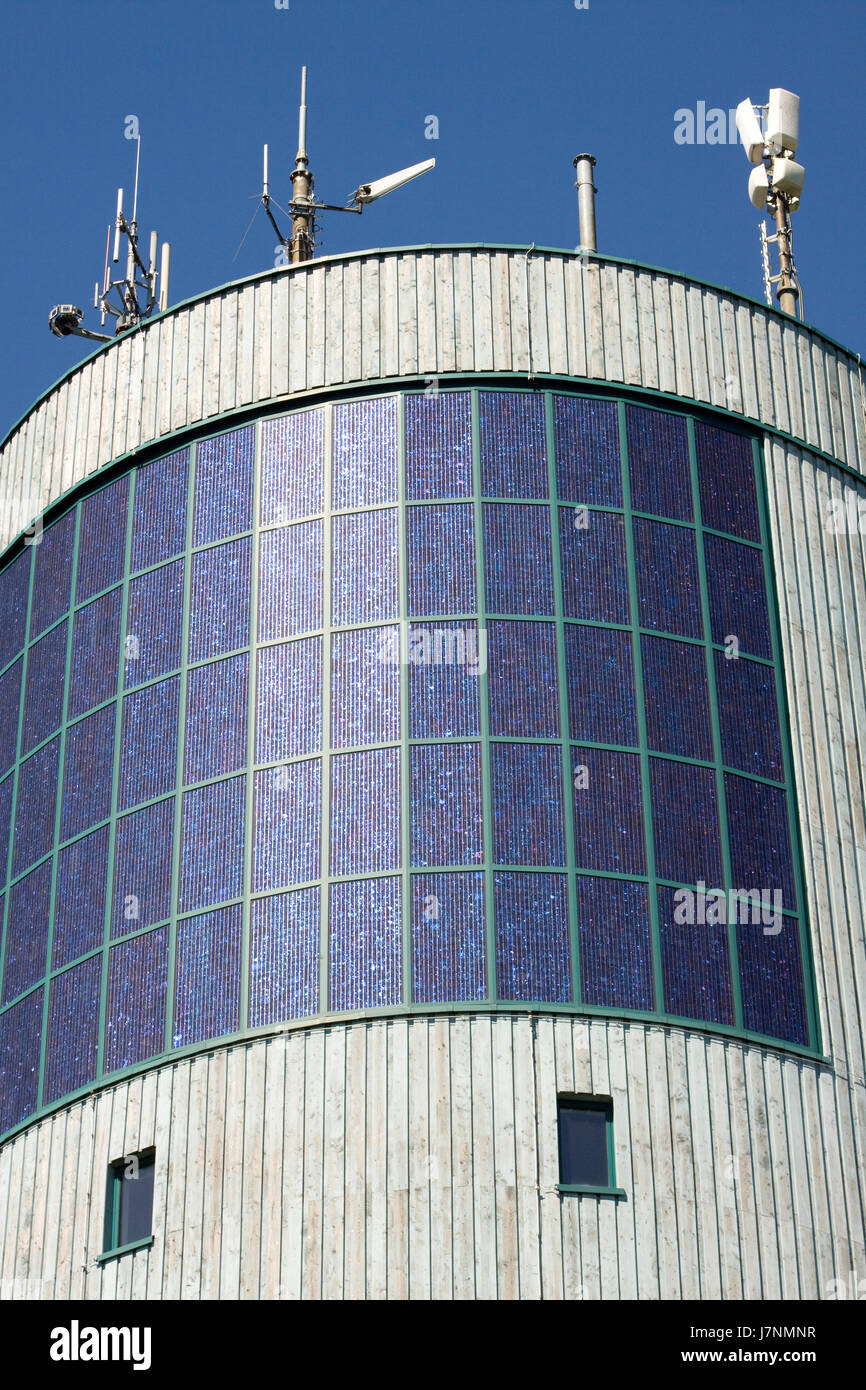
[0,387,816,1138]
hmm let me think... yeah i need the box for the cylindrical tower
[0,246,863,1300]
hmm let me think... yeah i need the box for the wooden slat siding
[301,1026,325,1299]
[617,265,642,387]
[110,337,130,462]
[460,251,482,371]
[252,279,271,404]
[306,265,326,392]
[363,1023,386,1299]
[1,1019,864,1299]
[685,284,710,407]
[384,1020,408,1298]
[811,338,834,456]
[524,254,546,377]
[233,283,254,408]
[488,252,510,376]
[666,1028,699,1298]
[124,329,145,460]
[218,294,238,417]
[766,315,789,437]
[704,292,727,411]
[272,273,291,402]
[635,270,659,393]
[435,252,457,377]
[449,1016,476,1299]
[543,259,567,382]
[323,262,342,387]
[167,309,188,435]
[397,254,419,380]
[356,259,374,382]
[53,1103,81,1299]
[240,1045,265,1299]
[286,272,305,399]
[683,1034,720,1299]
[512,1018,541,1299]
[765,1055,800,1298]
[154,312,174,442]
[258,1039,283,1298]
[379,256,399,381]
[321,1024,346,1298]
[561,258,585,381]
[340,259,360,388]
[468,1016,496,1298]
[599,263,623,384]
[416,251,437,379]
[280,1033,305,1301]
[429,1017,454,1300]
[716,295,739,415]
[38,1118,64,1299]
[219,1046,245,1297]
[59,374,79,499]
[407,1017,430,1299]
[343,1021,367,1300]
[667,278,692,402]
[490,1016,518,1299]
[780,318,804,443]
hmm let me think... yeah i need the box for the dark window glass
[558,1100,611,1188]
[116,1150,155,1247]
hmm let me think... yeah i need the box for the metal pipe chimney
[573,153,598,253]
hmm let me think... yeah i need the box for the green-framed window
[100,1147,156,1261]
[557,1095,623,1196]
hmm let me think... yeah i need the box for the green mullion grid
[617,399,665,1014]
[94,477,136,1077]
[753,436,821,1050]
[686,416,743,1030]
[545,393,581,1005]
[240,420,264,1032]
[36,503,83,1106]
[163,437,197,1054]
[470,390,497,1001]
[0,544,35,1070]
[397,398,412,1006]
[318,404,334,1015]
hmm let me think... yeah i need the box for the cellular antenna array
[261,67,436,264]
[734,88,805,317]
[48,136,172,344]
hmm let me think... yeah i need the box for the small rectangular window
[102,1148,155,1257]
[557,1097,621,1194]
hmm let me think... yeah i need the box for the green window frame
[556,1095,625,1197]
[99,1146,156,1262]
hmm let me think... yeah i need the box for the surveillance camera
[48,305,84,338]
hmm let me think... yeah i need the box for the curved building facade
[0,246,863,1299]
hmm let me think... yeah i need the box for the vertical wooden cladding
[0,1017,860,1301]
[2,248,865,552]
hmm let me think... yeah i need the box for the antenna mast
[258,68,436,267]
[734,90,804,318]
[49,138,172,343]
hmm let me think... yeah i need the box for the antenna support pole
[573,154,598,253]
[289,66,315,263]
[772,195,799,317]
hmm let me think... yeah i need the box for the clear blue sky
[1,0,863,438]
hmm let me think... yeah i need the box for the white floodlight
[766,88,799,154]
[770,156,805,198]
[736,99,765,163]
[354,158,436,205]
[748,164,771,210]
